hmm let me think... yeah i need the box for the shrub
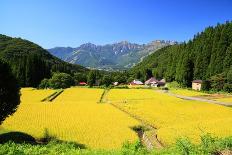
[223,83,232,93]
[39,78,50,89]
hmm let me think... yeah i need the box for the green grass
[1,134,232,155]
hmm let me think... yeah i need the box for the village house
[129,79,143,85]
[192,80,202,91]
[145,77,166,87]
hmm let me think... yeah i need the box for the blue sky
[1,0,232,48]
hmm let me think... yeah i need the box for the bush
[201,80,211,91]
[0,60,20,124]
[223,83,232,93]
[39,78,50,89]
[49,73,75,89]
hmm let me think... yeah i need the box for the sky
[0,0,232,48]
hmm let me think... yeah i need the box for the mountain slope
[0,34,87,87]
[131,21,232,86]
[48,40,177,70]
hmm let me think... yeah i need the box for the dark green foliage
[209,73,226,91]
[100,75,113,87]
[131,21,232,89]
[0,34,87,87]
[87,71,96,87]
[223,83,232,93]
[73,73,87,84]
[201,80,211,91]
[87,70,102,87]
[0,60,20,124]
[39,78,50,89]
[49,73,75,89]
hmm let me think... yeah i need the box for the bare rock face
[48,40,178,70]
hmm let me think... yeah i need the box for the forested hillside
[131,21,232,88]
[0,34,87,87]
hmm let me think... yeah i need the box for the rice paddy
[107,89,232,145]
[1,87,232,149]
[0,88,140,149]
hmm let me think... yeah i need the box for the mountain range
[48,40,178,70]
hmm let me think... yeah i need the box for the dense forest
[130,21,232,90]
[0,34,87,87]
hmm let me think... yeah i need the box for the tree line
[130,21,232,92]
[0,34,87,87]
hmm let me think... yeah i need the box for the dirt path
[165,91,232,107]
[101,89,164,149]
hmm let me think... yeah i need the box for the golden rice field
[215,97,232,104]
[107,89,232,145]
[0,88,140,149]
[170,88,207,96]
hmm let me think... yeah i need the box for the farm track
[102,89,164,149]
[166,92,232,107]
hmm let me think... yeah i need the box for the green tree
[49,73,75,89]
[39,78,50,89]
[101,75,113,87]
[74,72,87,84]
[87,71,97,87]
[210,73,226,91]
[227,69,232,83]
[0,60,20,124]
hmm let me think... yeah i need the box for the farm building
[130,80,143,85]
[145,77,166,87]
[192,80,202,91]
[145,77,159,85]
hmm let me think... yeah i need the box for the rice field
[1,87,232,149]
[107,89,232,145]
[0,88,140,149]
[215,97,232,104]
[169,88,207,96]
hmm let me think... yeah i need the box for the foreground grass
[1,135,232,155]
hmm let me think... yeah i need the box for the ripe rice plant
[0,88,140,149]
[169,88,207,96]
[107,89,232,146]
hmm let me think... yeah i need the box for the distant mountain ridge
[48,40,177,70]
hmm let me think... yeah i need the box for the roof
[145,77,159,85]
[192,80,203,83]
[79,82,87,85]
[130,80,143,85]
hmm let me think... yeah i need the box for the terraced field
[107,89,232,145]
[0,88,140,149]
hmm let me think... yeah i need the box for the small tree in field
[0,60,20,124]
[49,72,75,89]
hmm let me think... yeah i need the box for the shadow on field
[0,132,36,144]
[0,131,86,149]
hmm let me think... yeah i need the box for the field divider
[98,89,110,103]
[99,89,164,149]
[108,101,164,149]
[41,89,64,102]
